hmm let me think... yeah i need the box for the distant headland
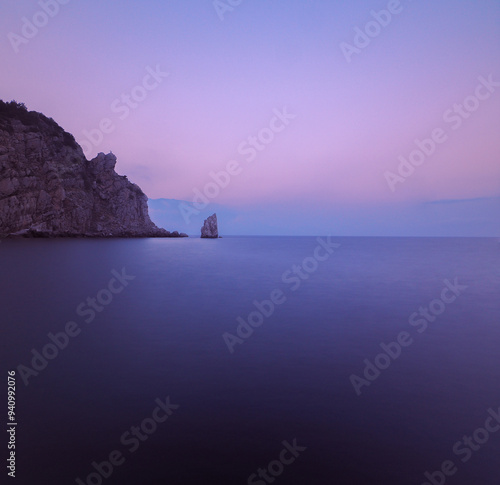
[0,100,187,238]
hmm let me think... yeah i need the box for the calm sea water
[1,237,499,484]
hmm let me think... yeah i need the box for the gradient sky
[1,0,499,235]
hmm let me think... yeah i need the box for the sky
[1,0,499,235]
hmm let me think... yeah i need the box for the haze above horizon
[2,0,499,236]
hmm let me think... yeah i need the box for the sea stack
[201,213,218,238]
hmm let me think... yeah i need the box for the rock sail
[0,101,186,238]
[201,213,218,238]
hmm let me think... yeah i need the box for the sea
[1,236,499,485]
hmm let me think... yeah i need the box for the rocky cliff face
[201,213,219,238]
[0,101,186,237]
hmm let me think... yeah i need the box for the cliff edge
[0,101,186,238]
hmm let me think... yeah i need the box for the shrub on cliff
[0,100,78,149]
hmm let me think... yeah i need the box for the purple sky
[1,0,499,235]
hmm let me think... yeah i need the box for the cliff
[0,101,186,238]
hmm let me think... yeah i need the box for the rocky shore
[0,101,187,238]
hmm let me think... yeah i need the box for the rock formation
[0,100,187,238]
[201,213,218,238]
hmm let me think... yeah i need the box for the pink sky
[1,0,499,234]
